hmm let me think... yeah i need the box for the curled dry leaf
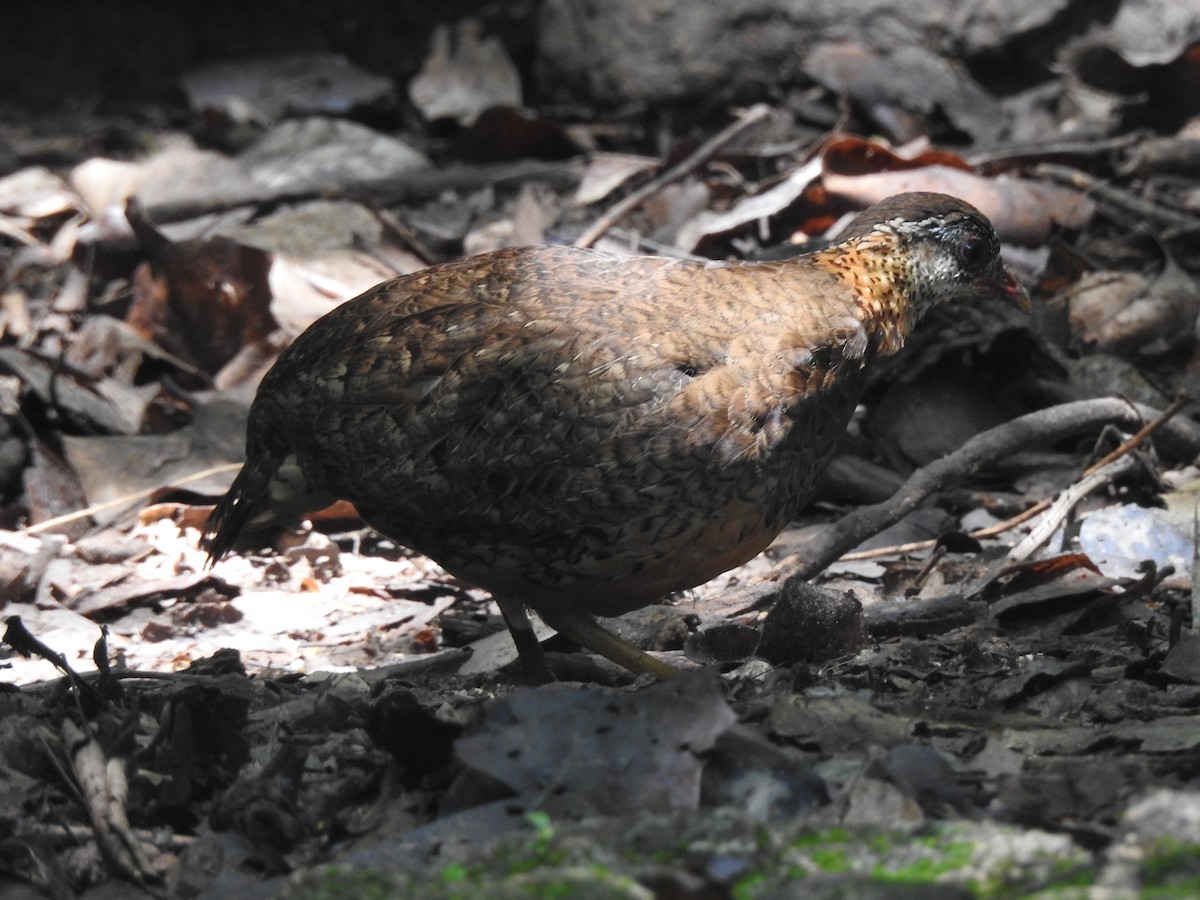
[1119,137,1200,177]
[573,153,659,207]
[181,53,395,124]
[821,136,1095,244]
[126,202,277,375]
[62,720,159,884]
[71,157,146,225]
[676,157,823,253]
[0,166,83,220]
[805,41,1004,143]
[1068,259,1200,355]
[455,106,580,164]
[463,183,558,256]
[408,20,522,126]
[0,347,163,436]
[1082,0,1200,66]
[1064,19,1200,133]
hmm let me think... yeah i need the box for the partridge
[204,192,1029,679]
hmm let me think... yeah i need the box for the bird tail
[202,451,281,566]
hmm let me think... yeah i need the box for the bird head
[834,192,1031,321]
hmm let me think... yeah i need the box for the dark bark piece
[757,579,866,667]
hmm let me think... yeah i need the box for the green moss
[293,867,396,900]
[809,848,852,873]
[851,835,977,889]
[1142,879,1200,900]
[522,880,576,899]
[505,864,650,899]
[288,820,1109,899]
[731,871,769,900]
[500,811,570,874]
[526,810,555,842]
[792,827,851,848]
[1141,839,1200,886]
[440,862,471,884]
[868,835,894,855]
[1043,866,1094,889]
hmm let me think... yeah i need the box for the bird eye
[957,234,987,268]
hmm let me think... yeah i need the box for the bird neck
[809,236,918,355]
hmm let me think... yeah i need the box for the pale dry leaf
[573,153,658,207]
[1068,261,1200,355]
[825,166,1094,244]
[181,53,394,122]
[408,20,522,126]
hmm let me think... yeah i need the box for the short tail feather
[202,455,281,566]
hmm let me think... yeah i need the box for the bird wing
[241,249,874,551]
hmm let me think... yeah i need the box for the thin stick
[1082,393,1190,476]
[836,395,1190,564]
[1192,498,1199,634]
[771,398,1200,589]
[574,104,773,249]
[19,462,242,536]
[1037,163,1200,233]
[1004,455,1137,565]
[838,499,1051,563]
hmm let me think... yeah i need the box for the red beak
[975,270,1031,313]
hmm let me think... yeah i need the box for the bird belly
[358,494,781,618]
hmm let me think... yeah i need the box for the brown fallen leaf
[1067,254,1199,355]
[455,106,580,163]
[820,136,1095,243]
[126,200,277,376]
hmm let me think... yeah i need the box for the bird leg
[495,596,555,682]
[535,606,683,680]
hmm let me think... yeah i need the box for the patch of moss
[872,839,974,884]
[784,863,809,880]
[868,835,894,855]
[731,871,769,900]
[292,866,397,900]
[1042,864,1094,890]
[810,847,852,873]
[1141,839,1200,887]
[969,857,1099,899]
[519,878,577,899]
[498,811,570,874]
[1142,879,1200,900]
[440,862,472,884]
[792,826,851,848]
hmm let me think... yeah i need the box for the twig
[774,398,1195,589]
[838,500,1050,562]
[139,159,585,224]
[968,133,1141,170]
[1082,392,1189,476]
[1003,454,1138,565]
[1193,499,1200,635]
[3,616,105,705]
[1036,163,1200,234]
[574,104,773,249]
[369,206,440,267]
[838,394,1191,563]
[19,462,241,536]
[16,820,197,849]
